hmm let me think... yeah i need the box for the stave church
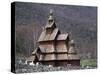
[27,9,80,67]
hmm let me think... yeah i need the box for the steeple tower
[45,9,56,32]
[48,9,54,23]
[70,40,75,47]
[68,40,76,54]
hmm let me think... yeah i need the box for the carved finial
[70,40,74,44]
[70,40,75,46]
[50,9,53,15]
[48,9,54,22]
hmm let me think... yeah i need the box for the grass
[80,59,97,68]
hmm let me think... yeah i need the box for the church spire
[45,9,56,29]
[68,40,76,54]
[48,9,54,24]
[70,40,75,47]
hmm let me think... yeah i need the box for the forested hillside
[15,2,97,59]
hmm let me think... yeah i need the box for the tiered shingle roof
[30,9,80,64]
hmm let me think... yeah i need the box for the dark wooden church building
[28,9,80,67]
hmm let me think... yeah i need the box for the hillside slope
[15,2,97,59]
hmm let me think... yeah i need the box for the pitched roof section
[32,46,49,54]
[27,56,36,61]
[38,29,69,42]
[56,47,68,53]
[57,34,69,40]
[32,48,38,54]
[56,54,68,60]
[38,28,59,42]
[49,28,59,40]
[39,54,56,61]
